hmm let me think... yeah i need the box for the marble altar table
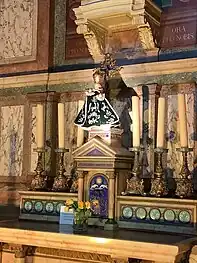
[0,218,196,263]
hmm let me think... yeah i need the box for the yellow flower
[66,199,74,206]
[85,201,91,209]
[78,201,84,209]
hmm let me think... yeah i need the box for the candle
[131,96,140,147]
[36,104,44,148]
[156,97,165,148]
[77,100,84,147]
[58,103,65,148]
[178,94,188,147]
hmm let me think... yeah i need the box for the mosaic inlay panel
[120,205,192,225]
[22,199,66,215]
[0,105,24,176]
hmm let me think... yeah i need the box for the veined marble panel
[31,106,37,172]
[64,101,78,173]
[0,106,24,176]
[31,102,78,174]
[0,0,38,65]
[167,94,194,176]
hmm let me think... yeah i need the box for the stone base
[19,191,77,222]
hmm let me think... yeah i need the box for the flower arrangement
[65,199,91,212]
[65,199,91,232]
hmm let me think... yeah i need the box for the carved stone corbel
[75,20,106,62]
[74,0,161,61]
[137,23,158,51]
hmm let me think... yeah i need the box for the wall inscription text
[161,22,196,48]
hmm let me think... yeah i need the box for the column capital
[77,170,87,178]
[106,171,116,179]
[26,91,61,103]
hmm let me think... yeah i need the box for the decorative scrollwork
[138,24,157,50]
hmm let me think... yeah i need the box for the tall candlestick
[131,96,140,147]
[36,104,44,148]
[178,94,188,147]
[156,97,165,148]
[58,103,65,148]
[77,100,84,147]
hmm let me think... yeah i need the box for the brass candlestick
[30,148,48,191]
[52,148,71,192]
[150,148,168,197]
[175,147,193,198]
[124,147,144,196]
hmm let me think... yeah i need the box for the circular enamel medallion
[34,201,43,213]
[149,209,161,221]
[56,202,65,213]
[122,207,133,219]
[45,202,54,213]
[136,207,147,220]
[178,211,191,223]
[24,201,33,212]
[164,209,176,222]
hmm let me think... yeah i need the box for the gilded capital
[77,171,86,179]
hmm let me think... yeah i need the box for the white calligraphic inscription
[0,0,38,65]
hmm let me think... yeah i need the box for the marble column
[104,171,117,230]
[108,172,116,219]
[78,171,85,201]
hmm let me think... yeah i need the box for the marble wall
[0,105,24,176]
[162,84,196,177]
[0,0,37,65]
[30,100,78,175]
[0,0,52,75]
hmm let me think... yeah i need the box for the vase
[73,210,88,234]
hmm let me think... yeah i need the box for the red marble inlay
[65,0,90,60]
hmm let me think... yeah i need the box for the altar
[1,0,197,262]
[0,218,196,263]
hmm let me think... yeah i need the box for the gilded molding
[2,243,29,258]
[35,247,111,262]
